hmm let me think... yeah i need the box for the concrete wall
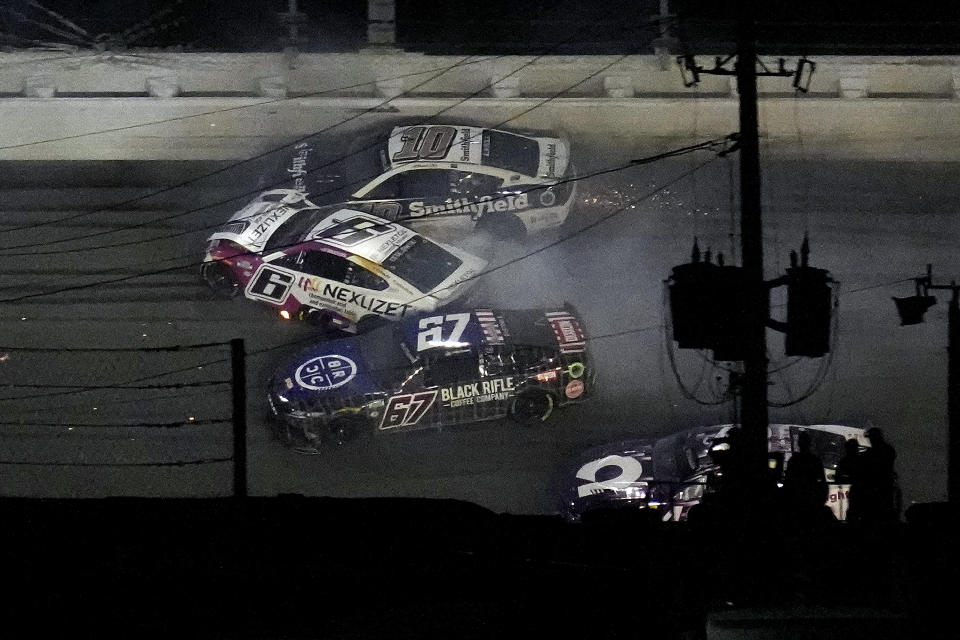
[2,51,960,160]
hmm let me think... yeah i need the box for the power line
[0,14,679,249]
[0,418,229,428]
[0,456,232,467]
[0,138,729,300]
[0,340,229,352]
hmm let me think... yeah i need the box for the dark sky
[3,1,960,54]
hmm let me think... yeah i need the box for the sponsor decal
[408,193,529,220]
[575,454,647,498]
[567,362,585,379]
[545,312,586,353]
[440,377,515,408]
[474,309,505,345]
[458,127,472,162]
[565,380,584,399]
[545,143,558,177]
[536,370,558,383]
[250,207,288,240]
[539,189,556,207]
[379,391,438,429]
[295,355,357,391]
[287,142,312,193]
[310,283,413,318]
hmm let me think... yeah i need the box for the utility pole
[894,266,960,502]
[231,338,247,498]
[735,0,770,479]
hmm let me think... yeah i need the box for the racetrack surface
[0,137,955,515]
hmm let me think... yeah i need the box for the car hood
[271,339,385,405]
[207,189,314,254]
[559,438,658,520]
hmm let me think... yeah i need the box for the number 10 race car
[267,305,595,453]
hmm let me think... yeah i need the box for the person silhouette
[783,431,829,513]
[834,437,861,521]
[856,427,899,523]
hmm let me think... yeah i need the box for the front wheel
[201,262,240,298]
[509,390,555,426]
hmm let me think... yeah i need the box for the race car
[201,191,486,332]
[267,305,595,453]
[560,424,870,523]
[250,123,578,242]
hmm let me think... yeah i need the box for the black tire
[509,390,555,426]
[201,262,240,298]
[355,315,386,334]
[299,306,331,330]
[326,415,367,446]
[478,212,527,241]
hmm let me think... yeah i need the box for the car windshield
[380,235,463,292]
[356,323,419,388]
[262,208,328,254]
[482,130,540,175]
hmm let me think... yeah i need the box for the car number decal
[392,125,458,162]
[246,265,295,303]
[378,391,438,429]
[312,216,395,247]
[575,455,646,498]
[416,313,471,351]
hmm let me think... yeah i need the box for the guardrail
[3,51,960,160]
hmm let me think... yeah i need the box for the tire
[326,415,367,446]
[355,315,386,334]
[479,212,527,241]
[201,262,240,298]
[299,306,331,330]
[509,390,555,426]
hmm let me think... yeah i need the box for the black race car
[267,304,595,453]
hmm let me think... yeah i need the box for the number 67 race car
[267,305,595,453]
[201,190,486,332]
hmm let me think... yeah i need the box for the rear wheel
[509,390,555,426]
[201,262,240,298]
[479,212,527,241]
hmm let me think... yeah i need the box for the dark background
[3,1,960,54]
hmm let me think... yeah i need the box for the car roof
[298,207,424,265]
[397,307,588,354]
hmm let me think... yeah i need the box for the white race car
[562,424,870,522]
[201,191,487,332]
[259,124,578,243]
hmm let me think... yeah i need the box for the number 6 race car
[201,190,486,332]
[267,305,595,453]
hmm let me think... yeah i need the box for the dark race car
[267,305,595,453]
[560,424,870,522]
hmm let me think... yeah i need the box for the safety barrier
[2,51,960,160]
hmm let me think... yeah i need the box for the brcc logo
[295,355,358,391]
